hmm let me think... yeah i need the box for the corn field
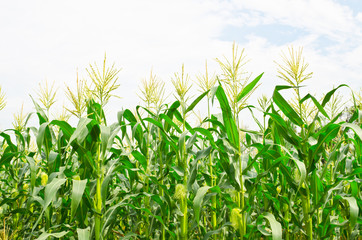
[0,46,361,239]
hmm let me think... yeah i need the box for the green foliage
[0,46,361,240]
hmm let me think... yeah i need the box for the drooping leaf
[32,178,67,231]
[193,186,211,224]
[71,179,87,220]
[77,228,90,240]
[257,212,282,240]
[272,86,304,126]
[215,85,239,148]
[36,231,69,240]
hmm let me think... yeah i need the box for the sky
[0,0,361,129]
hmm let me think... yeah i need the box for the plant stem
[180,96,188,240]
[95,144,102,240]
[158,127,166,240]
[302,187,313,240]
[207,98,217,233]
[144,118,151,237]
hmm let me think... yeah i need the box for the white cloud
[0,0,232,128]
[357,12,362,22]
[229,0,361,43]
[0,0,361,129]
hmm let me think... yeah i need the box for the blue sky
[0,0,361,128]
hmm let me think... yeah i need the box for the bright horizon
[1,0,362,129]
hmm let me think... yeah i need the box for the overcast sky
[0,0,361,129]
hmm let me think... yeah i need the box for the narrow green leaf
[215,85,239,147]
[0,152,16,167]
[50,120,74,140]
[102,203,124,236]
[77,228,90,240]
[30,95,48,124]
[68,118,92,146]
[237,72,263,102]
[186,90,210,114]
[100,125,111,155]
[193,127,216,147]
[32,178,67,231]
[257,212,282,240]
[321,84,348,106]
[132,150,147,171]
[311,124,340,163]
[36,231,69,240]
[36,122,50,154]
[193,186,211,224]
[159,113,182,133]
[194,146,212,161]
[272,86,304,126]
[342,122,362,141]
[342,196,358,229]
[71,179,87,220]
[300,93,329,119]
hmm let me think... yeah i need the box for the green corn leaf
[26,156,37,188]
[267,110,301,147]
[100,125,111,155]
[132,122,144,145]
[132,150,147,170]
[32,178,67,231]
[0,132,17,151]
[279,164,299,192]
[106,125,121,153]
[118,109,137,124]
[188,159,198,189]
[102,202,124,236]
[272,86,304,126]
[300,93,329,119]
[310,124,341,165]
[237,72,263,102]
[203,223,232,240]
[50,120,74,140]
[0,152,16,167]
[178,131,188,156]
[125,204,176,239]
[165,100,181,131]
[71,179,87,220]
[143,117,164,130]
[173,108,193,132]
[193,186,211,225]
[193,127,216,148]
[44,178,67,208]
[186,132,197,150]
[194,146,212,161]
[36,231,69,240]
[77,228,90,240]
[186,89,210,114]
[257,212,282,240]
[101,160,119,204]
[159,113,182,133]
[215,85,239,147]
[321,84,348,106]
[36,122,51,154]
[68,118,92,146]
[344,196,359,229]
[342,122,362,141]
[335,195,359,229]
[30,95,48,124]
[293,158,307,187]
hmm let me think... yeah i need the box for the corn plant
[0,46,361,240]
